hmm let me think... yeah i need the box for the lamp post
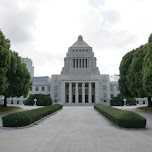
[34,98,37,106]
[0,95,4,104]
[123,98,127,106]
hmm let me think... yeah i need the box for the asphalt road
[0,106,152,152]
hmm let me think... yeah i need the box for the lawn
[0,106,21,113]
[137,106,152,112]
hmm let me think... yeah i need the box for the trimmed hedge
[24,94,52,106]
[2,104,63,127]
[94,103,146,128]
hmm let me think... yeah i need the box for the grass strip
[0,106,21,113]
[137,106,152,112]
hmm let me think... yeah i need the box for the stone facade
[3,35,149,105]
[3,35,118,105]
[51,36,112,105]
[4,35,123,105]
[21,57,34,77]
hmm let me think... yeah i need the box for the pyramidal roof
[70,35,91,48]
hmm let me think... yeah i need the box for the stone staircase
[63,103,95,106]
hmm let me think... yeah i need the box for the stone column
[69,82,72,103]
[89,82,92,103]
[82,82,85,103]
[95,82,100,103]
[60,81,65,104]
[76,82,78,103]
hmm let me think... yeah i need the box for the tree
[0,30,11,94]
[119,50,135,98]
[119,33,152,107]
[126,45,147,98]
[3,51,32,106]
[142,34,152,106]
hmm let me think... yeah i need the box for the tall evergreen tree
[0,30,11,94]
[126,45,146,98]
[119,33,152,107]
[119,50,135,98]
[142,34,152,106]
[3,51,32,106]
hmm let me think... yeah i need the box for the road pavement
[0,106,152,152]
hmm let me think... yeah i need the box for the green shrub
[94,103,146,128]
[2,104,63,127]
[24,94,52,106]
[110,97,124,106]
[126,98,136,106]
[110,94,136,106]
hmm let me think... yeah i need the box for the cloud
[0,0,38,44]
[0,0,152,77]
[88,0,105,8]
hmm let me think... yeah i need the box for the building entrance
[65,82,95,103]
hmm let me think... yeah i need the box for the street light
[34,98,37,106]
[0,95,4,104]
[123,98,127,106]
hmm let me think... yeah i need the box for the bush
[24,94,52,106]
[2,104,63,127]
[126,98,136,106]
[94,103,146,128]
[110,94,136,106]
[110,97,124,106]
[110,94,124,106]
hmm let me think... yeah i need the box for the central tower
[61,35,100,76]
[60,35,101,104]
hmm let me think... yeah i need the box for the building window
[86,49,88,52]
[79,59,81,68]
[110,86,113,91]
[36,87,38,91]
[48,94,50,97]
[76,59,78,68]
[91,83,95,89]
[42,87,45,91]
[54,93,57,98]
[104,93,107,98]
[85,84,88,89]
[54,86,58,90]
[86,59,87,68]
[111,94,114,98]
[47,86,51,91]
[103,85,106,90]
[73,50,74,52]
[82,59,84,68]
[103,79,106,83]
[30,87,32,91]
[55,79,58,83]
[79,49,81,52]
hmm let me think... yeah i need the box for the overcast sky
[0,0,152,77]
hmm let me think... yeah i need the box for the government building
[2,35,147,105]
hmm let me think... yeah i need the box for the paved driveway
[0,106,152,152]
